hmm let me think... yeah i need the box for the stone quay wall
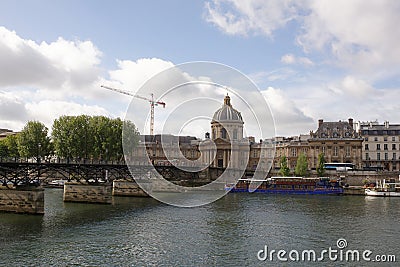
[63,182,112,204]
[0,186,44,214]
[112,180,148,197]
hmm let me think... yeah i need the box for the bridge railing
[0,157,127,165]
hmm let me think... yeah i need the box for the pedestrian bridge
[0,159,243,214]
[0,159,225,187]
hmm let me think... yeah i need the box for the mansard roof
[310,120,360,139]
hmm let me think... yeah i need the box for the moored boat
[225,177,343,195]
[45,179,67,188]
[365,179,400,197]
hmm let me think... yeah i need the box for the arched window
[221,128,227,139]
[233,129,238,140]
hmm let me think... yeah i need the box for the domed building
[211,94,244,141]
[201,94,249,169]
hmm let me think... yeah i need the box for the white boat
[47,179,67,187]
[365,179,400,197]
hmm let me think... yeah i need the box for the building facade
[273,135,310,170]
[0,128,16,140]
[308,119,363,169]
[356,121,400,171]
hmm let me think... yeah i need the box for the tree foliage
[316,153,326,177]
[4,134,20,158]
[0,134,21,159]
[0,139,8,158]
[122,120,140,158]
[52,115,139,161]
[279,155,290,176]
[52,115,93,159]
[295,153,308,177]
[17,121,51,159]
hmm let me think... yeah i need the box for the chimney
[348,118,353,128]
[318,119,323,128]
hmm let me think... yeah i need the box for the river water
[0,189,399,266]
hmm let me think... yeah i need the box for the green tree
[52,116,72,159]
[279,155,290,176]
[122,120,140,159]
[52,115,139,162]
[5,134,20,159]
[52,115,93,160]
[295,153,308,177]
[17,121,51,160]
[0,139,8,158]
[316,153,326,177]
[90,116,112,160]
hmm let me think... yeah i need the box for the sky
[1,0,400,139]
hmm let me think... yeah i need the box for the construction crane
[101,85,166,136]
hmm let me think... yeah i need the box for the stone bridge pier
[63,182,113,204]
[0,186,44,214]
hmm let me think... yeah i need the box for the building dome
[212,94,243,122]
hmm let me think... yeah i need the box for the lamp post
[37,143,41,186]
[37,143,41,164]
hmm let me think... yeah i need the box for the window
[221,128,227,139]
[377,144,381,150]
[365,144,369,150]
[374,137,378,141]
[365,137,369,141]
[233,129,238,140]
[384,144,388,150]
[384,136,388,141]
[377,152,381,160]
[345,146,351,157]
[385,153,388,160]
[291,148,297,157]
[392,144,396,150]
[366,152,369,160]
[333,146,338,157]
[393,153,397,160]
[392,136,396,142]
[322,146,326,154]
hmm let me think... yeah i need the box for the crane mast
[101,85,165,136]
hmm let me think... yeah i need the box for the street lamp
[37,143,41,164]
[37,142,41,186]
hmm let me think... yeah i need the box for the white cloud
[281,54,296,64]
[261,87,314,135]
[0,26,183,133]
[0,92,30,121]
[341,76,374,98]
[298,0,400,74]
[204,0,299,37]
[281,54,313,66]
[25,101,109,129]
[0,26,101,91]
[107,58,175,94]
[205,1,400,76]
